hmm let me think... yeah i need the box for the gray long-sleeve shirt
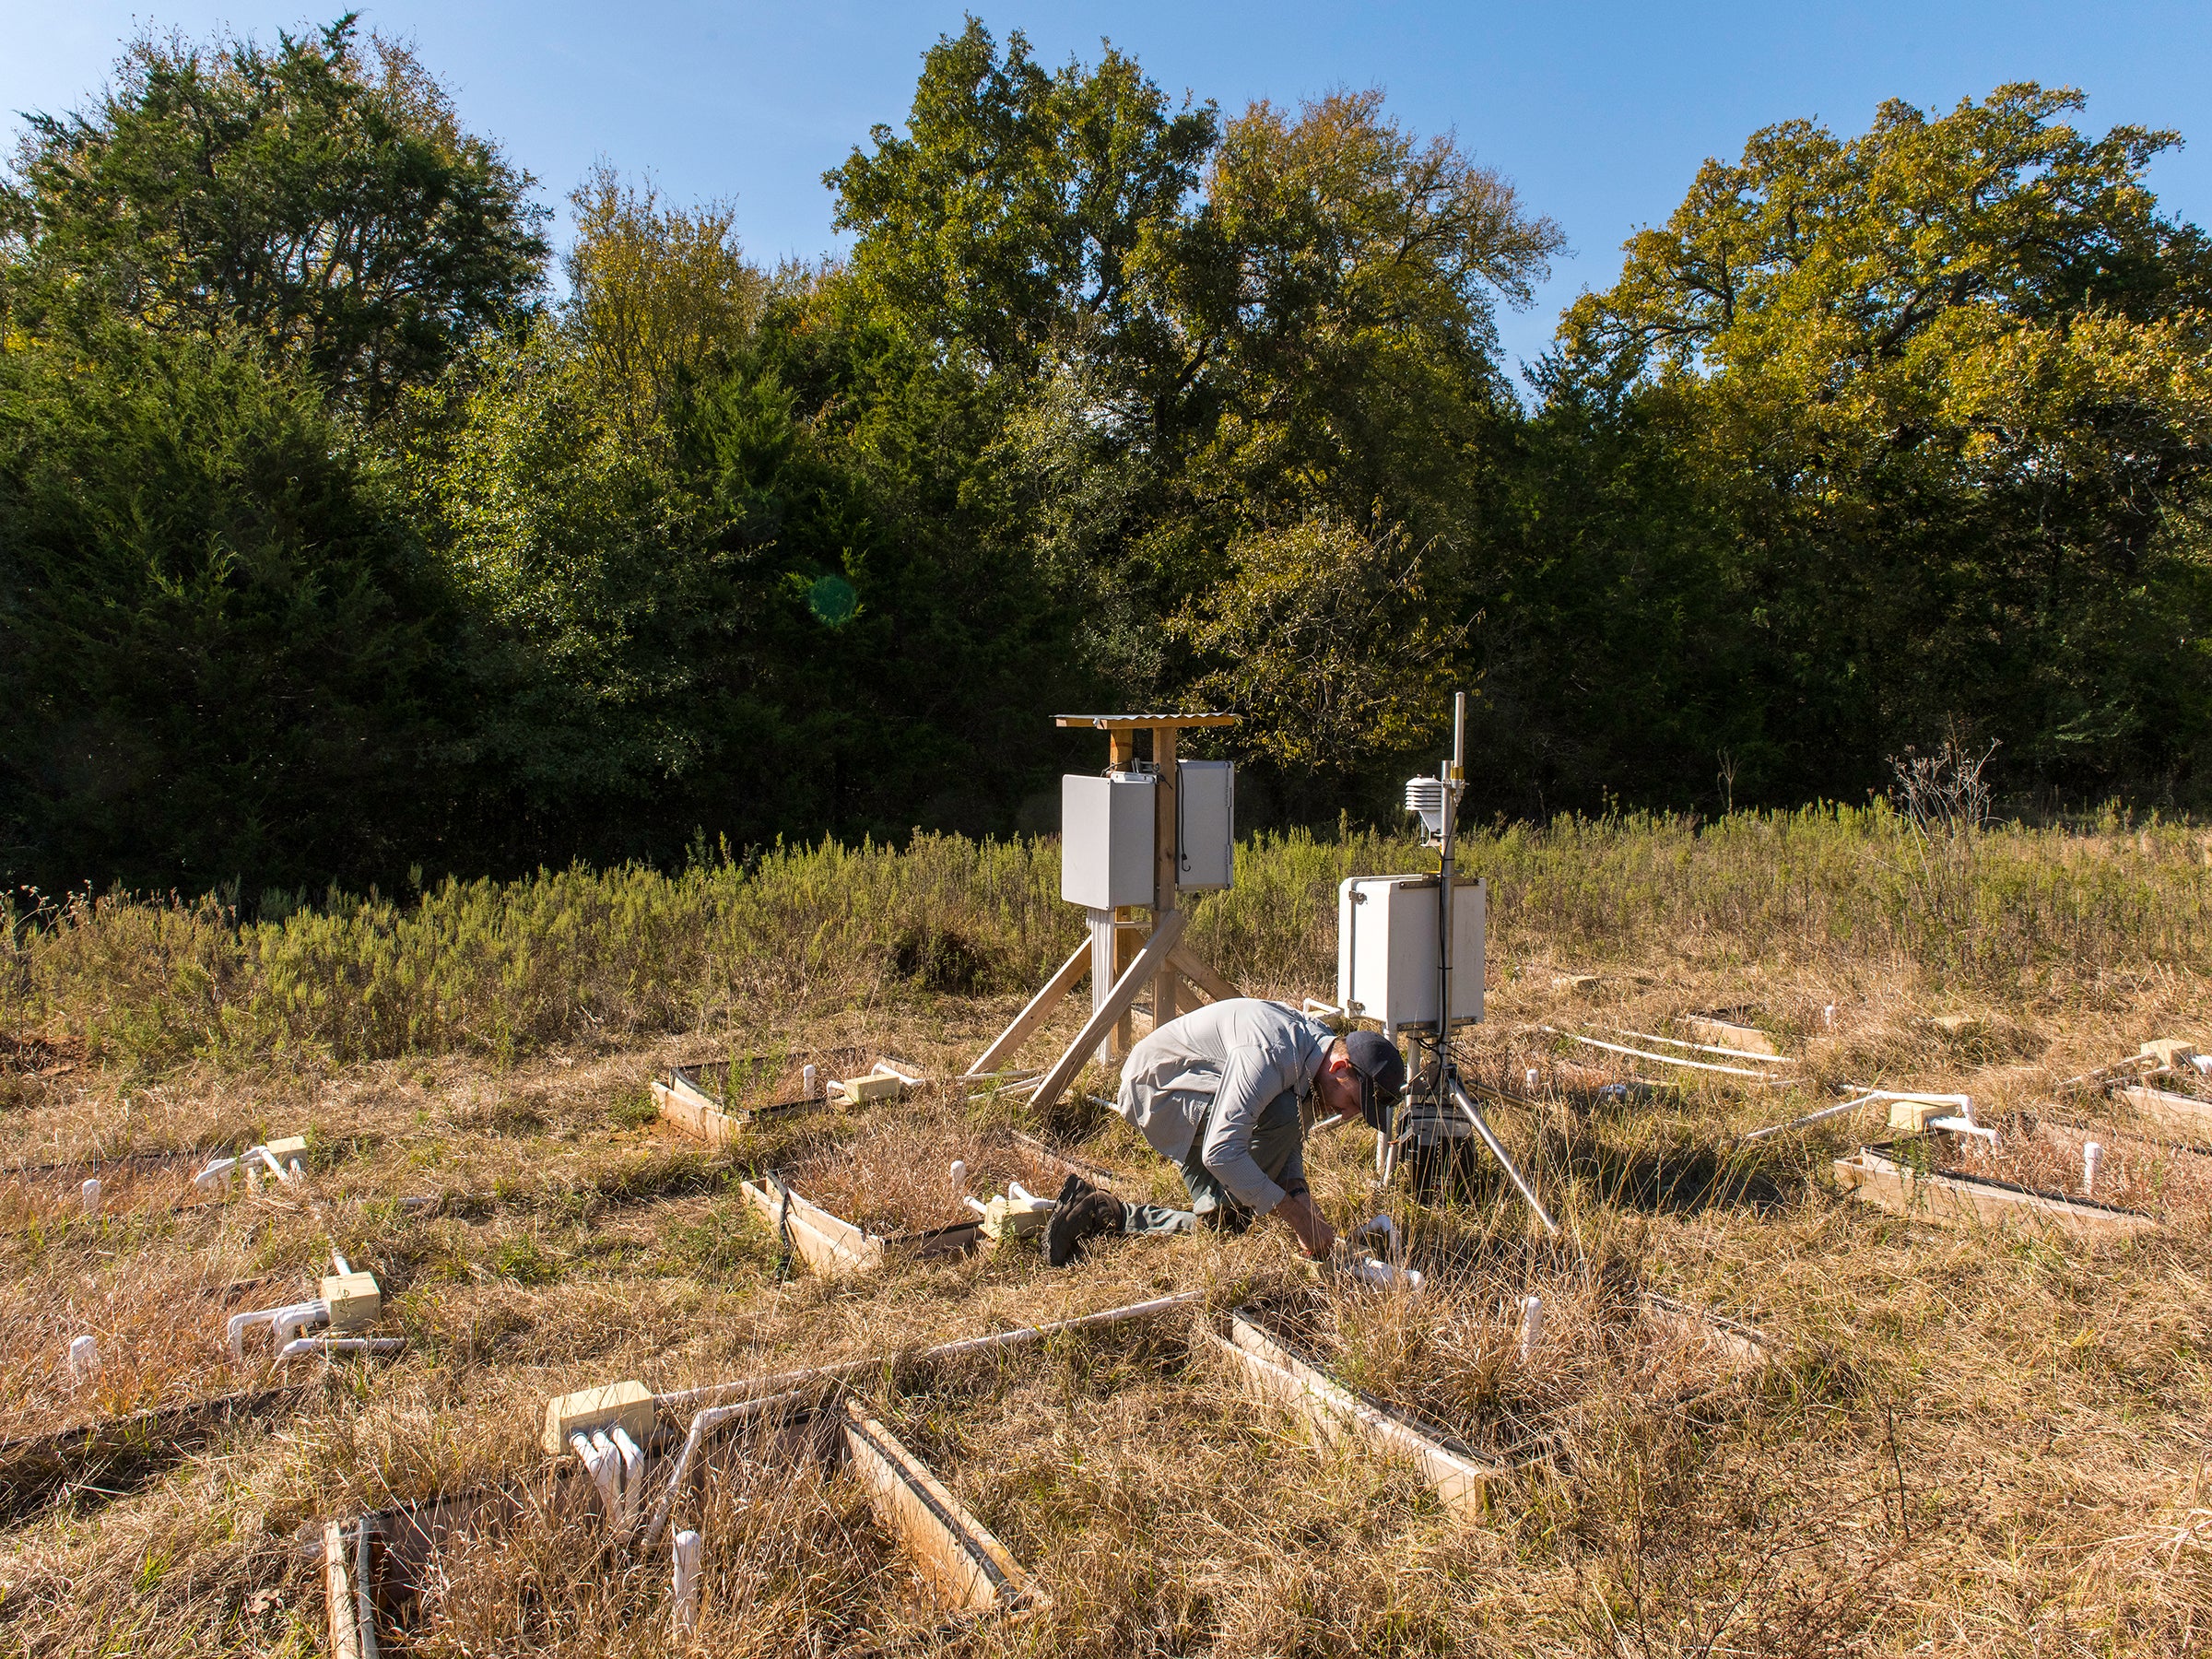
[1114,998,1335,1214]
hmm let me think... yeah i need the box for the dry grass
[5,821,2212,1654]
[780,1107,1088,1237]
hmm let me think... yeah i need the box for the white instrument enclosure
[1061,773,1159,909]
[1174,760,1234,891]
[1336,875,1486,1033]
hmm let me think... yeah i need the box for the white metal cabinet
[1335,876,1485,1032]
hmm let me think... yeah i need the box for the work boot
[1046,1174,1124,1267]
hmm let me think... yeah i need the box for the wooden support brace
[1030,910,1189,1113]
[1169,947,1240,1006]
[965,937,1090,1079]
[1209,1315,1510,1517]
[1833,1147,2159,1238]
[841,1400,1045,1615]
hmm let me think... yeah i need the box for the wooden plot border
[1834,1145,2159,1239]
[652,1069,745,1147]
[321,1406,1045,1650]
[653,1049,912,1147]
[1638,1290,1772,1378]
[1205,1312,1521,1518]
[1,1382,312,1524]
[740,1174,980,1277]
[841,1399,1048,1616]
[2110,1085,2212,1149]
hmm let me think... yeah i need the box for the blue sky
[6,2,2208,378]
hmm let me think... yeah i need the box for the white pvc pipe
[802,1064,818,1098]
[194,1157,239,1192]
[573,1430,622,1519]
[673,1528,703,1635]
[1344,1255,1423,1293]
[948,1159,967,1194]
[1353,1215,1399,1264]
[229,1300,327,1361]
[1823,1004,1836,1030]
[1519,1295,1544,1360]
[1929,1115,1998,1147]
[962,1195,990,1217]
[331,1251,351,1276]
[2083,1141,2104,1195]
[272,1300,333,1347]
[1524,1067,1539,1093]
[69,1335,99,1387]
[639,1389,806,1548]
[81,1178,100,1216]
[1008,1181,1046,1206]
[278,1335,406,1360]
[610,1424,645,1533]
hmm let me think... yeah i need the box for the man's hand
[1274,1191,1335,1260]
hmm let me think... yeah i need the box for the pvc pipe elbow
[272,1300,333,1347]
[229,1300,326,1361]
[610,1425,645,1530]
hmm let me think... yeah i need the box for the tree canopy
[0,15,547,418]
[5,20,2209,900]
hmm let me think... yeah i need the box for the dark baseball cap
[1343,1030,1407,1129]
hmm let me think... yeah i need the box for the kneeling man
[1047,997,1406,1265]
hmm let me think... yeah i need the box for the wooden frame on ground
[740,1173,981,1276]
[1834,1144,2159,1238]
[652,1051,911,1147]
[1205,1312,1519,1517]
[323,1401,1048,1647]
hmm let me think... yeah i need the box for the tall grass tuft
[6,806,2210,1072]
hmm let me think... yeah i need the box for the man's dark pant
[1122,1088,1307,1236]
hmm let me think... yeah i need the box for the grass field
[3,809,2209,1656]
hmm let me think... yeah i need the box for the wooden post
[1108,728,1139,1063]
[1151,723,1180,1033]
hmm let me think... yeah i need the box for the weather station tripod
[1373,692,1559,1236]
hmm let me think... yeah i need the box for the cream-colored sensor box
[319,1272,382,1332]
[832,1072,904,1104]
[542,1379,654,1456]
[265,1135,308,1164]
